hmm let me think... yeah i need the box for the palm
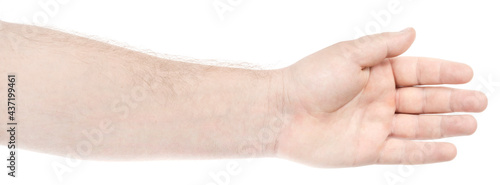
[280,56,396,167]
[276,29,487,167]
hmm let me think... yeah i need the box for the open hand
[276,28,487,167]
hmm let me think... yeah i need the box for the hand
[275,28,488,167]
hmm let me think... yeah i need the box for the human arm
[0,21,487,167]
[0,21,284,159]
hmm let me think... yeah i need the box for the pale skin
[0,21,487,168]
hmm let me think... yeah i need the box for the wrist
[232,68,287,158]
[262,68,294,157]
[268,66,303,159]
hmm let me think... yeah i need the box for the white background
[0,0,499,184]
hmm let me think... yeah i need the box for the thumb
[337,28,416,67]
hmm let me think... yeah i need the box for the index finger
[390,57,473,87]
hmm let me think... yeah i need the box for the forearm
[0,21,285,160]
